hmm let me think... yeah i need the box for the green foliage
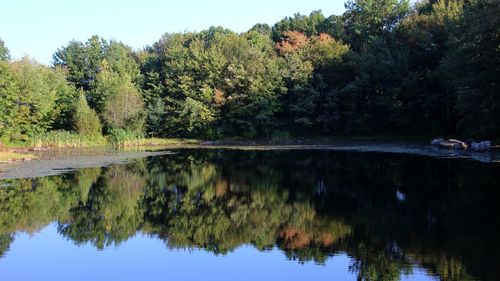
[106,128,143,146]
[1,1,499,142]
[0,234,13,257]
[272,10,326,40]
[53,36,140,91]
[50,67,80,131]
[11,58,62,136]
[343,0,411,47]
[0,38,10,61]
[276,31,349,132]
[145,29,284,139]
[53,36,145,135]
[179,97,215,137]
[440,0,500,138]
[248,23,272,37]
[73,91,102,136]
[145,97,166,137]
[0,62,19,140]
[53,35,107,91]
[99,72,146,133]
[0,57,80,141]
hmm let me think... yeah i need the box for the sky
[1,0,347,65]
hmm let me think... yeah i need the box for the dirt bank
[0,148,174,180]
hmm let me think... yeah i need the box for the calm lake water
[0,149,498,281]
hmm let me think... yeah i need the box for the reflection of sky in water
[1,224,435,281]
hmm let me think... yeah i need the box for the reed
[29,131,108,148]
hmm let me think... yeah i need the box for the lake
[0,149,498,281]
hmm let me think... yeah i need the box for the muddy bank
[0,148,174,180]
[1,143,498,180]
[203,143,500,162]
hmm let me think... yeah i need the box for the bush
[271,131,292,142]
[106,128,141,146]
[73,92,102,136]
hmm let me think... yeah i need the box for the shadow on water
[0,149,499,280]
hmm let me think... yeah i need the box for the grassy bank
[29,131,108,148]
[9,131,496,151]
[112,137,200,147]
[0,151,35,163]
[10,130,201,149]
[105,129,199,147]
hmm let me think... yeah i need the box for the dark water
[0,149,499,281]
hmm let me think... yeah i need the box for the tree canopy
[0,0,498,142]
[0,38,10,61]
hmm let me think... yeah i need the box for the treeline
[1,0,499,143]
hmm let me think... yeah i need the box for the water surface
[0,149,498,280]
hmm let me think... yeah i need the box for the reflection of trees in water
[141,155,351,256]
[0,150,499,280]
[0,234,13,258]
[0,176,75,234]
[58,165,147,249]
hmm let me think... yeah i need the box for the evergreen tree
[0,38,10,61]
[73,91,102,136]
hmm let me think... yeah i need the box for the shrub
[73,91,102,136]
[106,128,141,146]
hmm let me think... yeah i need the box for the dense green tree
[53,36,142,117]
[343,0,410,48]
[0,38,13,142]
[441,0,500,138]
[389,0,465,134]
[95,62,145,133]
[276,31,349,132]
[318,15,346,39]
[0,62,19,140]
[248,23,272,37]
[48,68,80,131]
[72,91,102,136]
[53,36,108,91]
[53,36,140,89]
[145,97,166,137]
[0,57,79,141]
[8,57,78,138]
[272,10,326,41]
[144,29,284,138]
[0,38,10,61]
[1,0,498,141]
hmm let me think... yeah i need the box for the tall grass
[29,131,108,148]
[112,137,200,147]
[28,130,200,149]
[106,128,199,147]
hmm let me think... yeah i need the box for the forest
[0,0,499,145]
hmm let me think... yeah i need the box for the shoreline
[0,148,176,180]
[1,140,499,180]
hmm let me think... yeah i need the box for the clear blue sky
[1,0,346,65]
